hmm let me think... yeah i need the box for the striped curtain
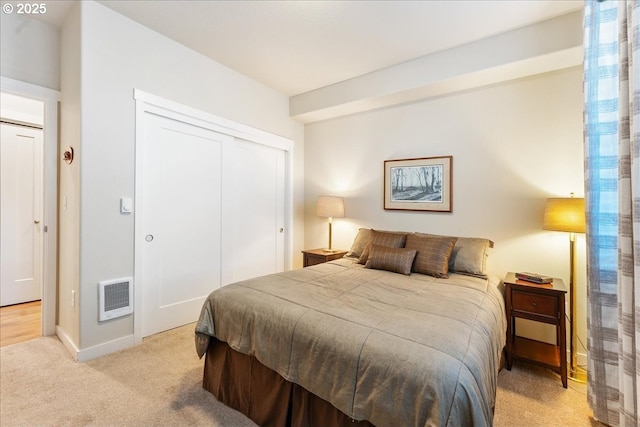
[584,1,639,426]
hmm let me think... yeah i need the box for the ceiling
[33,0,583,97]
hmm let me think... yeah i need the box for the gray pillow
[345,228,372,258]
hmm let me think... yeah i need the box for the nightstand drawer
[302,249,348,267]
[304,254,326,267]
[512,290,558,318]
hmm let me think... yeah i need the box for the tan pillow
[346,228,372,258]
[365,245,417,275]
[358,230,408,264]
[449,237,492,278]
[405,234,457,278]
[415,233,493,278]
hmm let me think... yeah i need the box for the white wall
[58,1,304,357]
[0,12,59,90]
[304,66,586,351]
[0,92,44,126]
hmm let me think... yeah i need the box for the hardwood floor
[0,300,41,347]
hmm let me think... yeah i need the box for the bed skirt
[203,338,375,427]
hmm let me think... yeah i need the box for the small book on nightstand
[515,272,553,284]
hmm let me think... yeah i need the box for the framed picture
[384,156,452,212]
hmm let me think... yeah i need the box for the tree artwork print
[390,164,443,202]
[383,156,452,212]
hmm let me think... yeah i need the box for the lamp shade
[316,196,344,218]
[543,197,585,233]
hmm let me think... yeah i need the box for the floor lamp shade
[543,196,586,382]
[543,198,585,233]
[316,196,344,251]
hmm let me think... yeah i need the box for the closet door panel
[229,139,285,283]
[138,113,230,337]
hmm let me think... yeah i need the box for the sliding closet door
[134,91,292,340]
[230,140,285,283]
[138,113,231,337]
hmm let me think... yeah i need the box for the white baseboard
[56,326,79,361]
[55,326,136,362]
[576,351,587,368]
[566,349,588,368]
[76,335,136,362]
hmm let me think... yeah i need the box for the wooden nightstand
[302,248,348,267]
[504,272,568,388]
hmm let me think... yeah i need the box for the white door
[138,113,230,337]
[231,140,285,282]
[0,123,43,306]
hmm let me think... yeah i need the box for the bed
[195,229,506,427]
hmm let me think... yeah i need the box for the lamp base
[569,365,587,383]
[322,248,340,253]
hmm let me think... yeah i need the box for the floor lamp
[543,195,587,382]
[316,196,344,253]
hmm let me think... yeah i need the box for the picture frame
[384,156,452,212]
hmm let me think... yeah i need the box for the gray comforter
[195,258,506,427]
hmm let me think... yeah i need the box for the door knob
[34,220,40,224]
[279,228,284,233]
[145,234,154,242]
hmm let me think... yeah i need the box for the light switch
[120,197,133,214]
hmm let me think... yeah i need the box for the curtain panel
[584,1,639,426]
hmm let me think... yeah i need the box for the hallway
[0,301,41,347]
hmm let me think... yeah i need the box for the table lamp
[316,196,344,253]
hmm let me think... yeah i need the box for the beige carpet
[495,361,605,427]
[1,323,604,427]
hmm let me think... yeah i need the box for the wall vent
[98,277,133,322]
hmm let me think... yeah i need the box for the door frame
[1,76,60,336]
[133,89,294,343]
